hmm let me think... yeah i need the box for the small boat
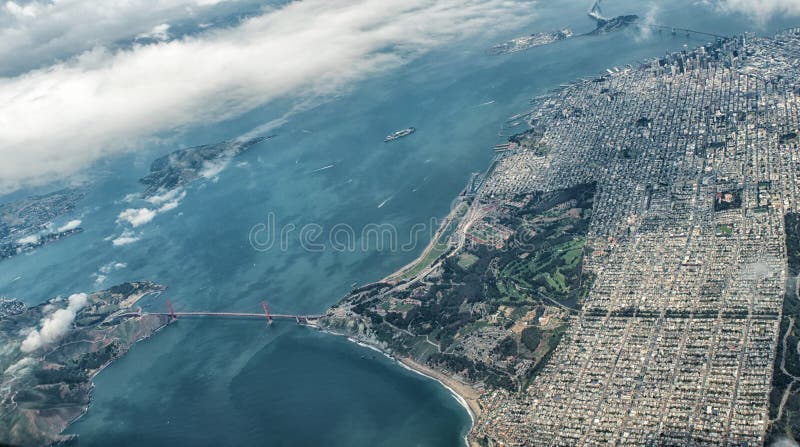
[384,127,416,142]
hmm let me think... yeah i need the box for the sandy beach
[321,327,483,446]
[396,356,482,420]
[395,356,484,447]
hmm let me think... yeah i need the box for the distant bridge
[646,24,728,40]
[586,1,727,40]
[120,300,323,325]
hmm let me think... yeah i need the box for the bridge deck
[118,312,323,320]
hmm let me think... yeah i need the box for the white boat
[384,127,415,142]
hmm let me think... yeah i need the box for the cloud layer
[21,292,88,352]
[710,0,800,24]
[0,0,245,74]
[0,0,529,194]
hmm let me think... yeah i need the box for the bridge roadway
[118,311,323,321]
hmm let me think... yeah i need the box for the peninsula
[7,24,800,447]
[0,282,169,446]
[323,29,800,446]
[0,189,85,262]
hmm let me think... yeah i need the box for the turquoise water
[1,1,797,445]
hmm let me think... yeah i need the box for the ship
[384,127,415,142]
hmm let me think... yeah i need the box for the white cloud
[99,261,127,274]
[4,356,35,376]
[146,188,186,205]
[16,234,39,245]
[151,189,185,213]
[94,260,127,285]
[0,0,530,193]
[137,23,172,42]
[709,0,800,24]
[4,1,43,19]
[0,0,240,74]
[13,219,81,246]
[112,230,140,246]
[121,193,140,203]
[57,219,82,232]
[117,208,157,227]
[157,200,181,213]
[635,3,660,42]
[115,188,185,229]
[21,293,88,352]
[200,159,229,180]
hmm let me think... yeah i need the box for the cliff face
[0,282,169,447]
[320,307,389,352]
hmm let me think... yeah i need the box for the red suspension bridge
[120,300,323,325]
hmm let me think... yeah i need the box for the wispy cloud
[136,23,172,42]
[56,219,82,232]
[635,3,660,42]
[146,188,187,212]
[99,261,127,273]
[15,235,39,245]
[0,0,531,194]
[706,0,800,24]
[93,260,127,285]
[111,229,140,246]
[14,218,82,245]
[0,0,245,74]
[4,357,35,376]
[114,188,186,232]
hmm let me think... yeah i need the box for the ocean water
[1,1,797,445]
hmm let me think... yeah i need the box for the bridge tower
[166,300,177,321]
[261,301,273,325]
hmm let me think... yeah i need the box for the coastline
[319,328,482,447]
[386,199,462,281]
[58,314,172,444]
[394,356,483,447]
[394,356,481,422]
[321,198,484,445]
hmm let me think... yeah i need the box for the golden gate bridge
[119,301,323,325]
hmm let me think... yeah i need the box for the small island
[486,1,637,56]
[487,28,574,56]
[140,136,271,197]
